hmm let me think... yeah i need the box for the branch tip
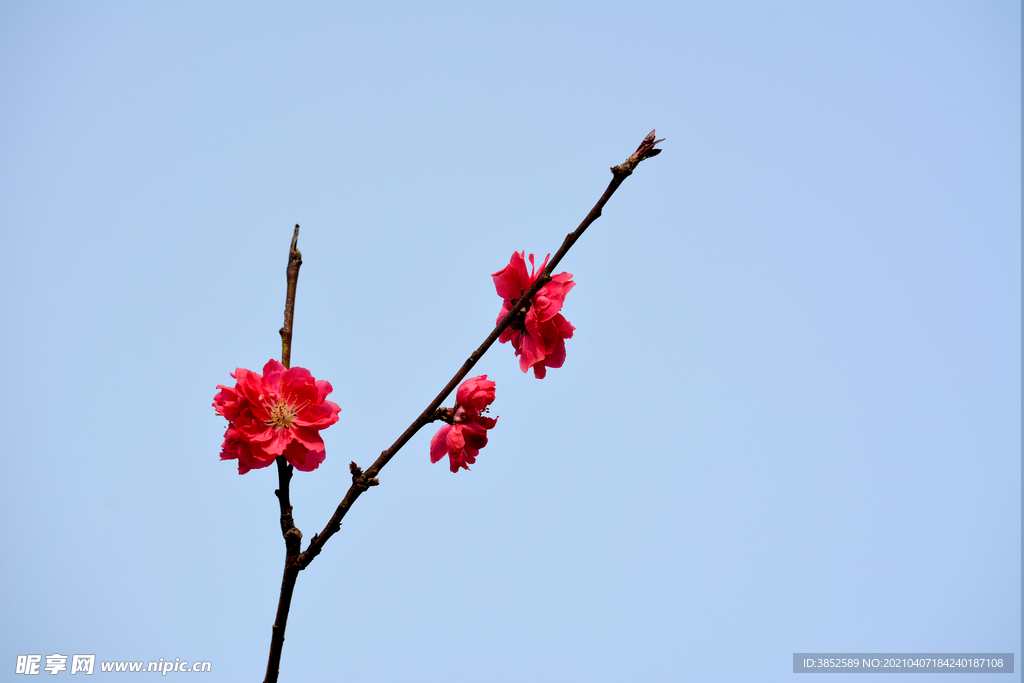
[611,129,665,178]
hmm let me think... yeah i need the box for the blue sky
[1,2,1020,681]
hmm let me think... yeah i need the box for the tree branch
[279,224,302,370]
[264,224,304,683]
[261,131,662,680]
[297,130,663,568]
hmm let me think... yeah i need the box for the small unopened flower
[213,359,341,474]
[492,251,575,379]
[430,375,498,473]
[612,129,665,178]
[631,129,665,162]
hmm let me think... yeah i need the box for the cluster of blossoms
[430,375,498,473]
[427,251,574,470]
[492,251,575,379]
[215,251,576,475]
[213,359,341,474]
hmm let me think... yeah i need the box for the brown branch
[296,130,663,569]
[279,224,302,369]
[264,224,304,683]
[261,131,662,680]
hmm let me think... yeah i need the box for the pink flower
[213,359,341,474]
[492,251,576,379]
[430,375,498,473]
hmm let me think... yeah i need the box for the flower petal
[314,379,334,403]
[492,251,529,300]
[532,272,573,322]
[518,331,546,372]
[261,428,294,456]
[261,359,287,389]
[460,421,489,452]
[446,424,466,455]
[286,440,325,472]
[430,425,452,463]
[547,337,567,369]
[456,375,495,413]
[292,425,325,453]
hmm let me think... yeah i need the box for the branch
[275,223,302,527]
[264,224,304,683]
[297,130,663,568]
[279,224,302,369]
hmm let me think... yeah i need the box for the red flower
[430,375,498,473]
[492,251,576,379]
[213,359,341,474]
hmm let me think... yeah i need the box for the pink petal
[446,424,466,455]
[235,412,274,444]
[492,251,529,300]
[293,449,325,472]
[314,379,334,403]
[532,272,574,322]
[236,370,270,417]
[545,337,567,369]
[233,438,276,474]
[555,313,575,339]
[460,421,489,452]
[286,440,325,472]
[282,366,313,384]
[524,309,548,352]
[297,401,341,428]
[456,375,495,412]
[474,415,498,430]
[430,425,452,463]
[261,428,294,456]
[518,331,546,371]
[498,326,518,346]
[292,425,325,452]
[261,359,286,388]
[213,385,243,420]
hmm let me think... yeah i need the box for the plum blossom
[492,251,575,379]
[430,375,497,473]
[214,359,341,474]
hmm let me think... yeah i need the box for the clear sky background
[1,2,1020,682]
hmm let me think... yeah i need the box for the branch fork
[261,131,662,683]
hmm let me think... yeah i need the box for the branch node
[283,527,303,557]
[431,406,455,424]
[350,461,379,491]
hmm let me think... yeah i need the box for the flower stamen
[267,398,305,429]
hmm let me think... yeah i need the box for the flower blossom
[492,251,575,379]
[213,359,341,474]
[430,375,498,473]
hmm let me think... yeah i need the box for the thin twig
[296,130,663,568]
[279,224,302,370]
[264,224,304,683]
